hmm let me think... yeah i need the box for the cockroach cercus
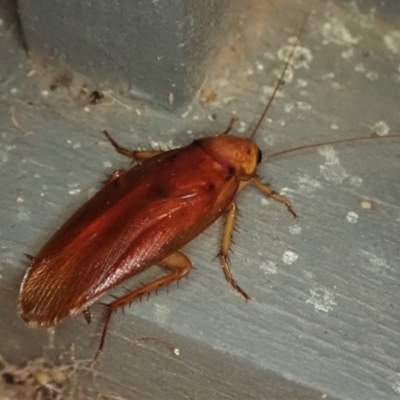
[17,16,400,360]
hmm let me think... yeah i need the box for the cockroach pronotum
[17,16,400,360]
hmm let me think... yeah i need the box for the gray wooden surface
[1,0,400,399]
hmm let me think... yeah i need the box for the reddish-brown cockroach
[17,16,400,360]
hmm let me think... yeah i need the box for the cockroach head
[199,135,261,181]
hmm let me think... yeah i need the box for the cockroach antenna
[249,14,310,141]
[263,134,400,163]
[246,13,400,161]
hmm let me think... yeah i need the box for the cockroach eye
[257,149,262,164]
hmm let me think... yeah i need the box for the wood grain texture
[1,0,399,399]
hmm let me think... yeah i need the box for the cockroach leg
[94,251,193,361]
[102,130,164,160]
[219,200,251,301]
[221,117,238,135]
[24,253,34,263]
[251,177,298,220]
[82,306,92,325]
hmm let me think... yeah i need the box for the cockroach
[17,16,400,361]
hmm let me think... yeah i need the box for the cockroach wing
[18,142,239,328]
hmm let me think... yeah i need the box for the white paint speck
[237,121,246,133]
[283,251,298,265]
[263,134,274,146]
[297,101,312,111]
[296,79,308,88]
[373,121,389,136]
[322,18,361,45]
[47,327,55,349]
[284,103,294,113]
[261,198,269,206]
[341,48,354,59]
[349,176,363,187]
[10,87,18,95]
[255,61,264,71]
[295,174,322,194]
[68,183,81,195]
[263,85,284,98]
[72,142,81,149]
[289,225,301,235]
[318,146,349,184]
[0,150,8,163]
[279,187,291,195]
[306,288,337,312]
[277,45,313,70]
[174,348,180,356]
[330,124,339,130]
[360,250,391,275]
[150,140,160,149]
[168,92,174,106]
[103,161,112,168]
[260,261,277,275]
[346,4,376,29]
[391,380,400,394]
[366,253,387,269]
[16,197,24,203]
[181,106,192,118]
[274,66,294,84]
[41,90,50,97]
[366,71,378,81]
[346,211,358,223]
[384,31,400,54]
[355,63,366,73]
[84,106,91,113]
